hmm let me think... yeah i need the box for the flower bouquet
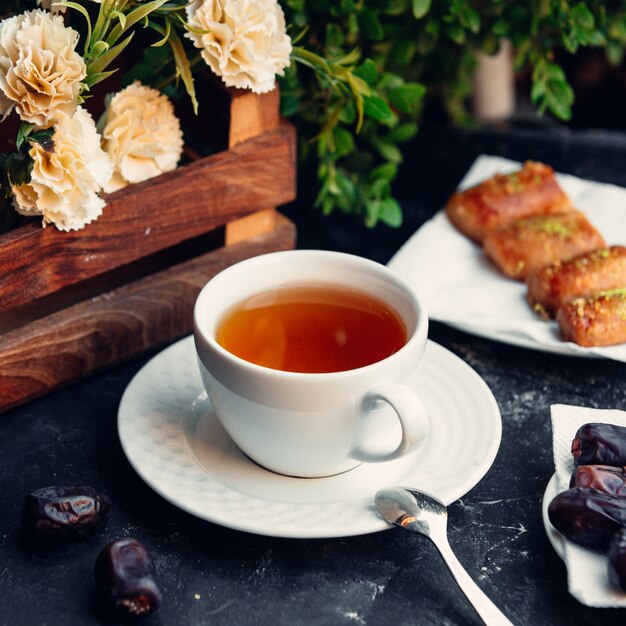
[0,0,304,412]
[0,0,299,231]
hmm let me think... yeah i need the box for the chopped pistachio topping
[533,219,575,237]
[513,215,576,240]
[505,172,524,192]
[593,288,626,300]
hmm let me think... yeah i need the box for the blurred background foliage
[278,0,626,227]
[2,1,626,229]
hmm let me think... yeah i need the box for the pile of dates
[21,485,162,616]
[548,423,626,592]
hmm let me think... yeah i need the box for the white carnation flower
[185,0,292,94]
[13,107,113,231]
[0,9,86,126]
[100,82,183,193]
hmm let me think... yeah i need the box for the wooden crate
[0,85,297,413]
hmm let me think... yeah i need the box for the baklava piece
[483,211,606,281]
[557,289,626,347]
[527,246,626,318]
[445,161,573,243]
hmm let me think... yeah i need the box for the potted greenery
[0,1,624,231]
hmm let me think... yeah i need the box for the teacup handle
[351,382,430,463]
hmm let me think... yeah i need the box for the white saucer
[118,336,502,538]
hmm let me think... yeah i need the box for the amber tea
[216,283,408,373]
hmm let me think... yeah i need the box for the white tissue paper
[549,404,626,607]
[388,155,626,361]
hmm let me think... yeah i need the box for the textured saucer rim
[118,336,502,538]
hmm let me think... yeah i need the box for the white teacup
[193,250,430,478]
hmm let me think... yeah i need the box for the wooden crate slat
[0,213,296,413]
[0,122,296,311]
[228,87,280,148]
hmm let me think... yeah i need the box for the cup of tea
[193,250,430,478]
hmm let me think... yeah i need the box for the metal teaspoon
[375,487,514,626]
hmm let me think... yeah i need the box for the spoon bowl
[375,486,448,540]
[375,487,514,626]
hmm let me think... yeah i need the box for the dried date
[548,488,626,549]
[609,528,626,592]
[569,465,626,496]
[94,538,162,616]
[571,423,626,467]
[21,486,110,539]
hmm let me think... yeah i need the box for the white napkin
[388,155,626,361]
[550,404,626,607]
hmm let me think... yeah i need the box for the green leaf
[332,126,355,156]
[492,19,509,37]
[120,43,172,88]
[563,32,579,54]
[363,95,393,122]
[446,23,465,44]
[322,195,335,216]
[339,0,357,13]
[335,172,357,206]
[388,83,425,113]
[370,177,390,197]
[151,18,171,47]
[607,42,625,65]
[364,200,381,227]
[325,23,344,49]
[544,62,566,81]
[106,0,169,46]
[387,122,418,142]
[109,10,126,31]
[530,79,545,104]
[571,3,595,31]
[90,40,110,59]
[54,1,92,55]
[358,8,384,41]
[346,74,365,132]
[378,197,403,227]
[28,128,55,152]
[545,95,572,121]
[353,59,378,86]
[84,69,117,89]
[369,162,398,182]
[166,26,198,114]
[375,141,402,163]
[280,92,301,117]
[459,5,480,33]
[548,79,574,106]
[0,151,33,193]
[412,0,430,19]
[16,123,35,151]
[338,102,356,124]
[589,30,606,46]
[87,33,134,76]
[387,0,410,15]
[389,38,416,66]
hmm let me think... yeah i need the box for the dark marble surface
[2,125,626,626]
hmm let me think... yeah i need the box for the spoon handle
[431,534,514,626]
